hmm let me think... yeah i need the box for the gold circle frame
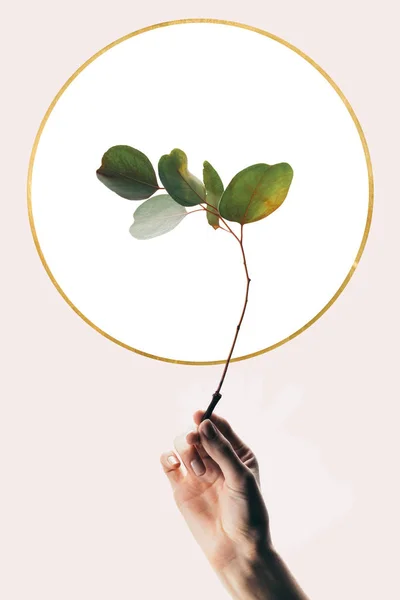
[27,18,374,366]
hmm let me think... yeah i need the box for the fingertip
[191,457,206,477]
[193,409,205,425]
[160,451,184,489]
[168,454,180,467]
[186,430,200,445]
[160,451,180,470]
[199,419,217,439]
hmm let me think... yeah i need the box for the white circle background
[30,22,370,363]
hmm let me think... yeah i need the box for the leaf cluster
[96,145,294,239]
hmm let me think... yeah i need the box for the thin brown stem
[187,208,206,215]
[185,198,251,420]
[201,222,251,422]
[200,202,241,243]
[195,205,230,233]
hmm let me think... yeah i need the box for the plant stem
[201,223,251,422]
[201,202,241,243]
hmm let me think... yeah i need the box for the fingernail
[191,458,205,476]
[202,420,216,439]
[168,455,179,466]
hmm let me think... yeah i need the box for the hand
[160,410,270,571]
[160,410,309,600]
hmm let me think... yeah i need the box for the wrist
[218,544,307,600]
[217,542,275,600]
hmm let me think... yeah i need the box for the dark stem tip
[201,391,222,423]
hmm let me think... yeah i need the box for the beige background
[1,2,399,600]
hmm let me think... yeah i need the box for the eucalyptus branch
[96,145,293,422]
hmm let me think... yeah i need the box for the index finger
[192,409,248,455]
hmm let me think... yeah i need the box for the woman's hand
[160,410,309,600]
[160,410,270,573]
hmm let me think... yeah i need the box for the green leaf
[129,194,188,240]
[158,149,206,207]
[219,163,294,224]
[203,161,224,230]
[96,145,159,200]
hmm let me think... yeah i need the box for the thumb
[199,419,248,489]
